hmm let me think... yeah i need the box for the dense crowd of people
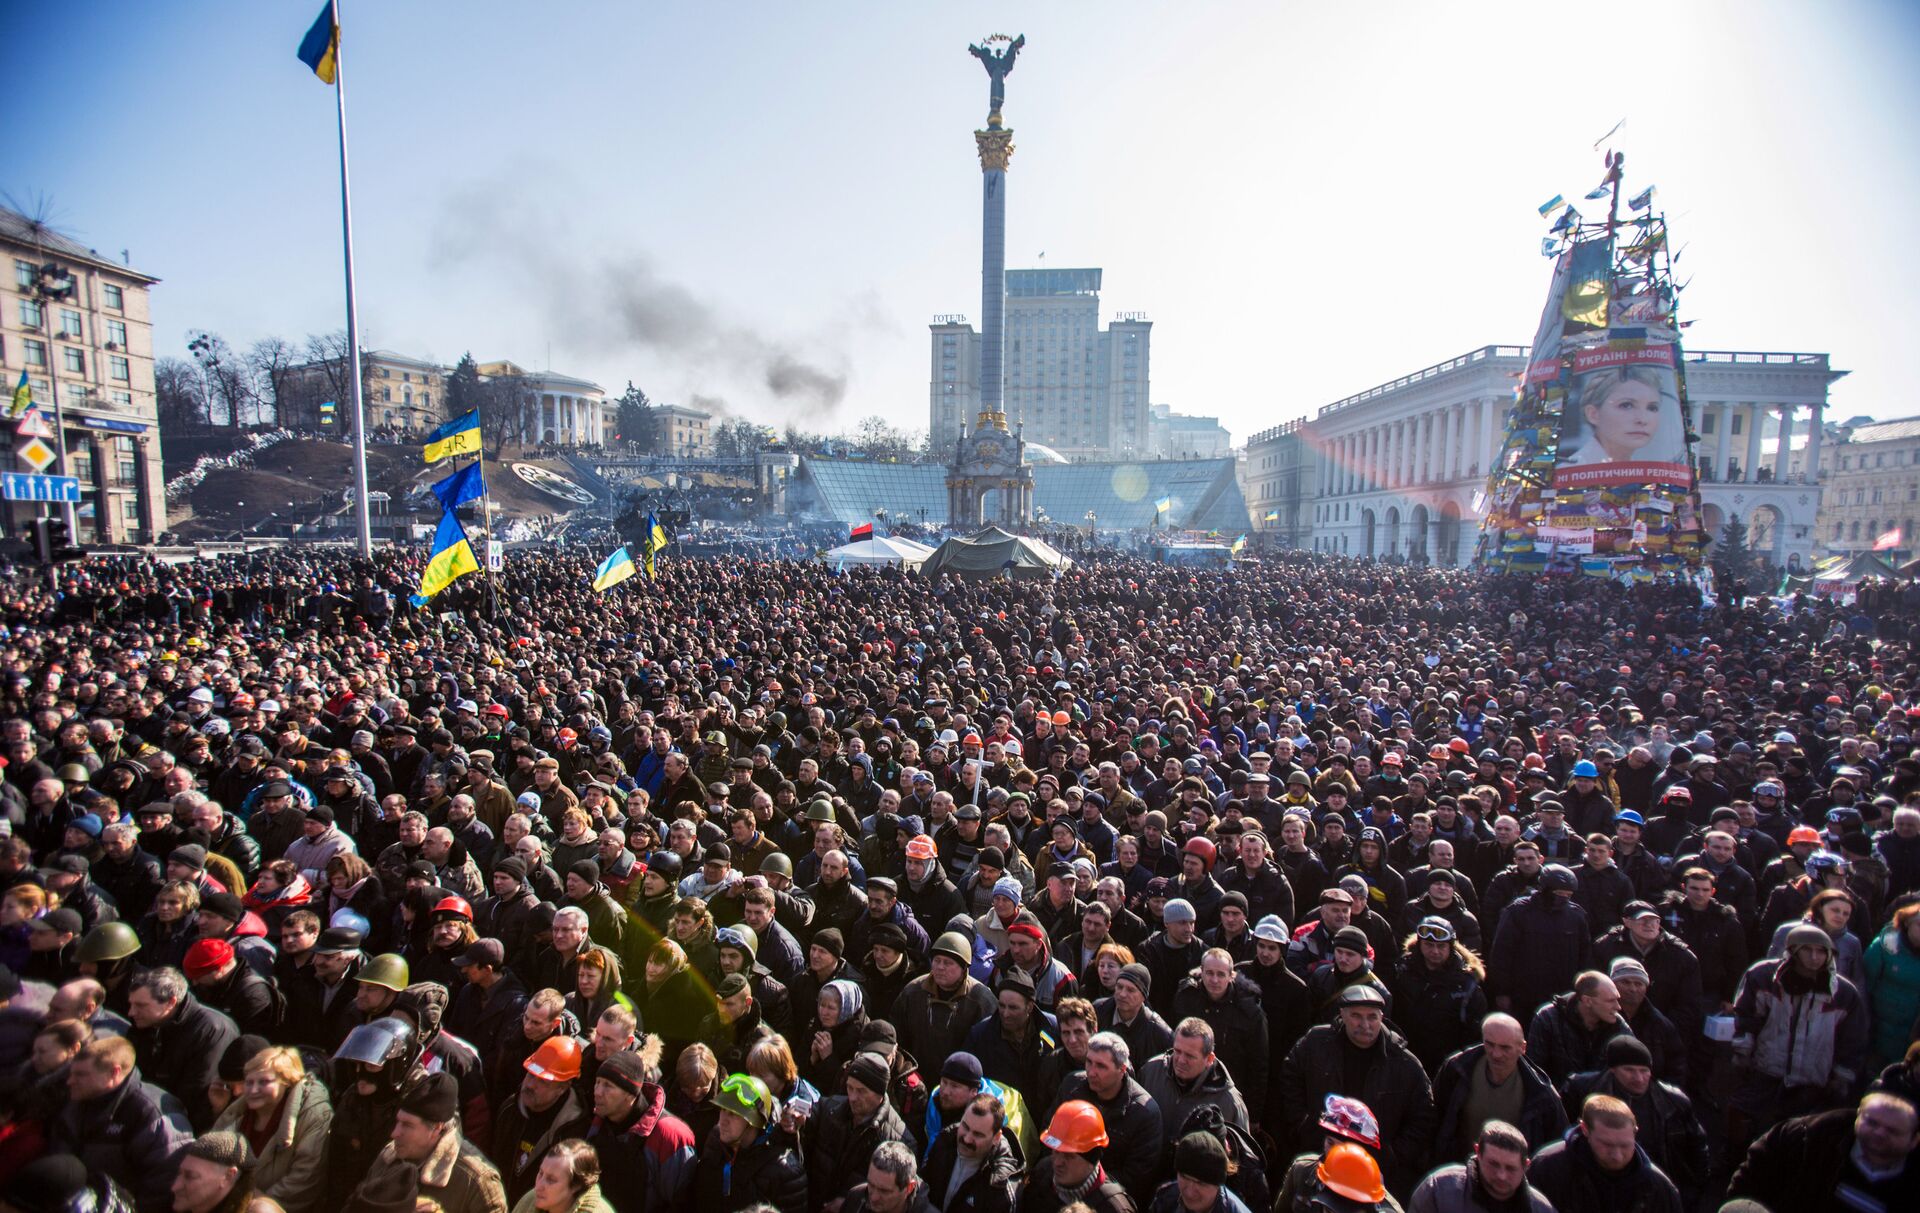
[0,544,1916,1213]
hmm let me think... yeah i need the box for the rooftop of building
[1835,417,1920,445]
[476,360,604,394]
[0,207,160,285]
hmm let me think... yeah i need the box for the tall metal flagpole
[331,0,373,555]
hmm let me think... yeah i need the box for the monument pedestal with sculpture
[946,33,1036,529]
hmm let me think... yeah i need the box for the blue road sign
[2,473,82,502]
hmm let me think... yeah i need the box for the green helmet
[77,920,141,963]
[759,853,793,879]
[932,931,974,967]
[710,1072,775,1129]
[357,953,411,992]
[58,763,90,784]
[717,924,759,961]
[804,800,835,823]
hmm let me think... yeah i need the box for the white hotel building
[1246,344,1845,569]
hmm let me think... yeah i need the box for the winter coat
[1146,1182,1252,1213]
[893,972,997,1084]
[1139,930,1206,1016]
[1527,1129,1683,1213]
[1138,1051,1249,1165]
[1524,991,1636,1086]
[584,1082,698,1213]
[1431,1044,1569,1162]
[491,1086,592,1204]
[1726,1106,1912,1212]
[691,1127,808,1213]
[1048,1070,1165,1196]
[921,1122,1021,1213]
[1170,969,1271,1120]
[1572,862,1635,930]
[1094,997,1175,1068]
[1862,921,1920,1070]
[963,1011,1058,1099]
[50,1067,194,1213]
[1014,1158,1136,1213]
[507,1186,614,1213]
[1392,946,1489,1074]
[1592,926,1706,1038]
[1766,917,1865,987]
[1488,892,1591,1024]
[1662,894,1747,1007]
[1277,1023,1435,1193]
[1731,954,1870,1089]
[1409,1164,1553,1213]
[804,1094,912,1208]
[1562,1069,1709,1207]
[212,1073,334,1213]
[126,990,239,1131]
[357,1126,509,1213]
[1217,860,1295,927]
[196,955,281,1036]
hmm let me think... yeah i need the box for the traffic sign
[14,407,53,440]
[17,437,56,472]
[2,472,81,502]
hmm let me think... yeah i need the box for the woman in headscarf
[803,977,869,1094]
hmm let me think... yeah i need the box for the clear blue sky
[5,1,1916,439]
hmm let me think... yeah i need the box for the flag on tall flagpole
[850,522,874,541]
[414,510,479,602]
[423,410,481,464]
[592,546,638,592]
[430,462,485,513]
[1231,535,1247,554]
[8,370,30,419]
[1874,527,1902,551]
[296,1,340,84]
[1154,496,1172,515]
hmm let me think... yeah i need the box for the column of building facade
[1805,402,1825,482]
[1425,411,1440,482]
[1368,427,1381,492]
[1434,408,1451,483]
[1728,406,1743,483]
[1744,403,1765,483]
[1391,420,1406,488]
[1453,402,1469,478]
[1357,428,1372,493]
[1343,433,1357,495]
[1404,417,1418,487]
[1775,404,1795,479]
[1480,397,1498,478]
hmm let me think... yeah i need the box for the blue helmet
[1572,760,1600,779]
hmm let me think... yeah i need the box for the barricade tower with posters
[1477,152,1708,579]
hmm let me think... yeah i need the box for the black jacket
[1170,969,1271,1122]
[1048,1070,1164,1196]
[1093,997,1174,1067]
[921,1122,1021,1213]
[1660,894,1747,1007]
[1277,1022,1435,1195]
[1014,1158,1136,1213]
[1727,1107,1914,1212]
[1528,1128,1683,1213]
[126,990,239,1131]
[1488,892,1591,1023]
[1591,926,1705,1037]
[692,1128,808,1213]
[491,1086,591,1204]
[1217,860,1295,926]
[804,1095,911,1208]
[1392,947,1489,1075]
[1524,991,1636,1086]
[1431,1043,1569,1162]
[195,958,281,1036]
[1563,1069,1710,1207]
[50,1067,194,1213]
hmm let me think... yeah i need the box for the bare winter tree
[185,332,254,428]
[155,357,209,434]
[246,337,299,428]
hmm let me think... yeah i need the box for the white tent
[823,534,937,570]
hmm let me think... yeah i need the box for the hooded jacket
[585,1080,698,1213]
[1731,949,1870,1090]
[1393,943,1489,1074]
[1561,1069,1709,1207]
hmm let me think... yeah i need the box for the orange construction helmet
[1040,1100,1109,1154]
[1787,825,1822,847]
[523,1034,583,1082]
[904,834,939,861]
[1317,1142,1386,1203]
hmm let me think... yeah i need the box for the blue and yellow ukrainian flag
[423,410,481,464]
[1154,496,1172,515]
[592,546,638,593]
[9,370,31,420]
[296,2,339,85]
[1262,509,1279,522]
[641,512,670,580]
[430,462,485,513]
[416,510,479,601]
[1231,535,1247,554]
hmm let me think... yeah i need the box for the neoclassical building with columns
[1247,344,1844,569]
[476,360,606,447]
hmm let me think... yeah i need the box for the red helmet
[1183,836,1217,872]
[431,895,473,922]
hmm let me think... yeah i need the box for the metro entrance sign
[2,472,83,502]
